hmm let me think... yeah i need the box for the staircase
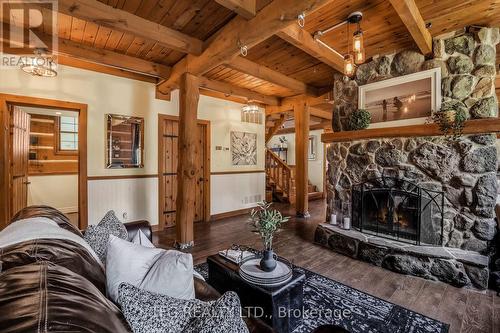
[265,149,323,204]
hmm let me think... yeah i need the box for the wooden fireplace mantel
[321,118,500,143]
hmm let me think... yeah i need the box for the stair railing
[266,149,293,201]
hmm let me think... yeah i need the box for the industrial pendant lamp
[348,12,365,65]
[343,18,355,77]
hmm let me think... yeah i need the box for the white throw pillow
[131,229,155,248]
[106,235,195,303]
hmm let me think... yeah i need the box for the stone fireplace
[315,27,499,290]
[351,177,444,246]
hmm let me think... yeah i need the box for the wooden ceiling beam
[226,57,320,96]
[58,0,203,55]
[388,0,432,55]
[157,0,337,95]
[214,0,256,19]
[266,105,331,120]
[1,24,171,79]
[276,121,330,135]
[266,114,286,144]
[198,77,280,106]
[277,25,344,73]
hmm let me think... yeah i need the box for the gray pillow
[118,283,249,333]
[106,235,195,303]
[84,210,128,264]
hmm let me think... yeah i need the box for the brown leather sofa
[0,206,273,333]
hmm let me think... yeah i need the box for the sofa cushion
[106,235,195,303]
[11,205,83,237]
[131,229,155,247]
[118,283,249,333]
[0,239,106,293]
[0,262,130,333]
[84,210,128,264]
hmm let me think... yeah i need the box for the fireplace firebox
[351,177,444,245]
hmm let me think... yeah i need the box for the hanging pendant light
[353,22,365,64]
[344,54,355,77]
[343,19,355,77]
[20,48,57,77]
[352,29,363,53]
[241,103,262,124]
[347,12,365,66]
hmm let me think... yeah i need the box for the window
[59,116,78,151]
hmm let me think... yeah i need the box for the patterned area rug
[194,263,449,333]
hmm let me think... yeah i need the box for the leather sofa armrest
[124,220,152,242]
[194,276,221,302]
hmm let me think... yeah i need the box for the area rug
[194,263,449,333]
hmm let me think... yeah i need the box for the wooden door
[10,106,30,217]
[159,116,209,229]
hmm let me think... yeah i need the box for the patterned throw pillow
[83,211,128,264]
[118,283,249,333]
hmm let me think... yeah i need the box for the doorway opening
[158,114,210,231]
[0,94,87,230]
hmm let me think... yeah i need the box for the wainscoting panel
[88,177,159,226]
[210,172,265,216]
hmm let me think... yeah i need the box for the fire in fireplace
[351,177,444,245]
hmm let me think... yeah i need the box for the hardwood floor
[153,200,499,333]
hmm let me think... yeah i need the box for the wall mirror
[106,114,144,168]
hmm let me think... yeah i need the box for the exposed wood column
[294,99,310,217]
[175,73,200,248]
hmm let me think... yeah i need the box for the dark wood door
[159,116,209,229]
[10,106,30,217]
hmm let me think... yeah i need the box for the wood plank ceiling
[3,0,500,102]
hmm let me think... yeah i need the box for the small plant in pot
[430,107,469,141]
[250,201,289,272]
[348,109,371,131]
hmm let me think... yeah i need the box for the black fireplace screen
[352,177,444,246]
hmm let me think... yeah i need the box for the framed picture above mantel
[358,68,441,129]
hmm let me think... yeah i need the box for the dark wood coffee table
[207,254,305,333]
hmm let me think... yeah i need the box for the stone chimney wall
[326,27,500,254]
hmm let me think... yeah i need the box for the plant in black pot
[250,201,289,272]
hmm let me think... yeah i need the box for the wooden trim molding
[321,119,500,143]
[0,94,88,230]
[210,206,257,221]
[211,170,265,175]
[87,174,159,181]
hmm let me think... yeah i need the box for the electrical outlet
[122,212,128,220]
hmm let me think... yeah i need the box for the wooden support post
[175,73,200,248]
[294,99,310,218]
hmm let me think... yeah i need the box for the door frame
[157,114,211,231]
[0,94,88,230]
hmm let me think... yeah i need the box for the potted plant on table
[250,201,289,272]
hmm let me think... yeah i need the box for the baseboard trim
[210,206,257,221]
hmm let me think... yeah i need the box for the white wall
[28,175,78,213]
[267,129,325,190]
[0,64,265,225]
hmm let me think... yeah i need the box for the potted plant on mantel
[430,107,468,141]
[348,109,371,131]
[250,201,290,272]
